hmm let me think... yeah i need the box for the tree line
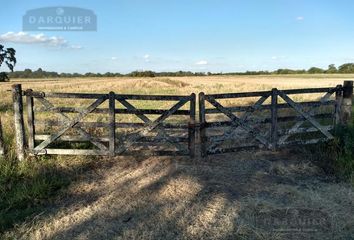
[4,63,354,80]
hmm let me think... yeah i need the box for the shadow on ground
[3,150,354,240]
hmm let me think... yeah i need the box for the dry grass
[3,152,354,239]
[1,75,354,239]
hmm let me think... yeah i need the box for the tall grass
[0,131,97,233]
[309,123,354,185]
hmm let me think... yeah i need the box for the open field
[1,75,354,239]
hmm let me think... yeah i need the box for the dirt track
[4,150,353,240]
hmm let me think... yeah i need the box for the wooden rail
[199,83,352,157]
[9,81,353,160]
[13,86,196,158]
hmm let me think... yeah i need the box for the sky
[1,0,354,73]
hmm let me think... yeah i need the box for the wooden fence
[14,86,196,159]
[8,81,353,160]
[199,81,353,157]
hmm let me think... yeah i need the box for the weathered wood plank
[279,87,336,143]
[207,93,270,153]
[270,88,278,149]
[34,96,108,151]
[35,120,109,128]
[119,150,189,156]
[34,92,108,99]
[205,113,333,128]
[35,135,188,143]
[278,126,333,135]
[35,107,190,115]
[282,87,339,95]
[340,81,353,125]
[123,136,188,143]
[35,97,108,151]
[115,94,191,101]
[188,93,196,158]
[35,120,189,129]
[207,145,263,155]
[334,85,343,125]
[279,138,329,147]
[205,100,336,114]
[205,90,271,99]
[35,135,110,142]
[26,89,35,152]
[32,149,108,156]
[207,96,271,148]
[109,92,116,157]
[278,88,336,142]
[277,90,334,139]
[116,96,188,152]
[199,92,207,157]
[115,97,190,154]
[12,84,26,161]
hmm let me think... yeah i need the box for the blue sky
[1,0,354,73]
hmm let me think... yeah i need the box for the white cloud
[111,56,117,60]
[271,56,286,60]
[0,31,82,49]
[296,16,304,21]
[143,54,150,62]
[195,60,208,65]
[70,45,82,49]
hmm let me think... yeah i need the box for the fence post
[188,93,196,158]
[340,81,353,126]
[109,91,116,157]
[12,84,25,161]
[334,84,343,125]
[0,118,4,156]
[270,88,278,150]
[26,89,35,153]
[199,92,207,158]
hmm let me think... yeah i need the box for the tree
[338,63,354,73]
[326,64,337,73]
[307,67,324,74]
[0,45,16,82]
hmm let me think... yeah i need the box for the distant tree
[338,63,354,73]
[0,45,16,82]
[307,67,325,74]
[326,64,337,73]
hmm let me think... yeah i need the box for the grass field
[1,75,354,239]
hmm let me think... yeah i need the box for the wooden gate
[199,85,344,157]
[22,88,196,157]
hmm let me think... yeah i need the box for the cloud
[0,31,82,49]
[111,56,117,60]
[271,56,286,60]
[143,54,150,62]
[195,60,208,65]
[296,16,304,21]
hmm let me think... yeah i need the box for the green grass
[0,155,69,231]
[0,137,98,233]
[309,108,354,185]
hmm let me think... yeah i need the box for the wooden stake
[198,92,207,158]
[26,89,35,153]
[270,88,278,150]
[188,93,196,158]
[12,84,25,161]
[340,81,353,126]
[109,91,116,157]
